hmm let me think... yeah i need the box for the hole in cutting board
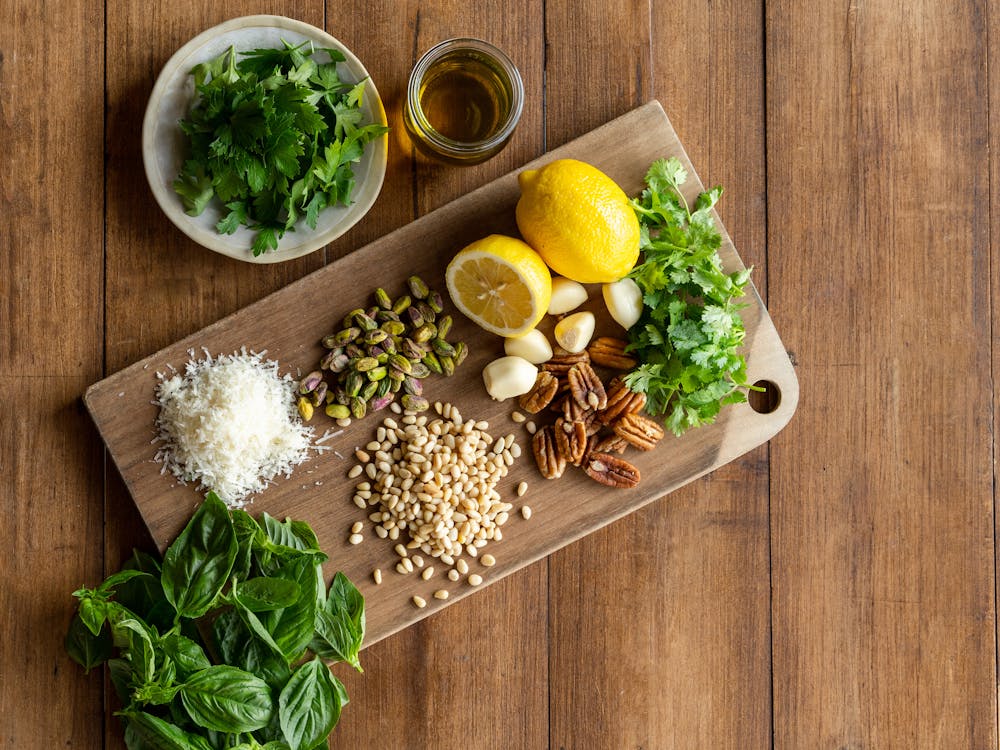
[749,380,780,414]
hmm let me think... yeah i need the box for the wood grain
[544,3,773,748]
[0,2,106,747]
[766,0,996,746]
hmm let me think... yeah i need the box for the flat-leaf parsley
[173,41,388,256]
[624,157,755,436]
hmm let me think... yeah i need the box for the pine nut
[355,449,370,462]
[517,481,528,497]
[351,521,363,534]
[421,566,434,580]
[434,589,449,600]
[481,554,496,567]
[373,568,382,585]
[456,559,469,575]
[348,464,363,478]
[526,421,537,434]
[521,505,532,520]
[511,410,526,423]
[412,595,427,608]
[468,574,483,586]
[348,533,363,545]
[448,569,460,582]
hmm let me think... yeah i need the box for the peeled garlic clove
[483,356,539,401]
[504,328,553,364]
[603,277,643,330]
[547,277,588,315]
[554,311,596,354]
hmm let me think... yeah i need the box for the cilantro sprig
[624,157,755,436]
[173,41,389,256]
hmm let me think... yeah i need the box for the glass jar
[403,38,524,165]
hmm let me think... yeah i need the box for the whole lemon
[515,159,641,284]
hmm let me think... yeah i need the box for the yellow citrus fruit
[446,234,552,337]
[515,159,641,283]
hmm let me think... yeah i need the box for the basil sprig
[66,491,365,750]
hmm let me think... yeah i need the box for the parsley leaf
[174,42,388,255]
[624,157,754,436]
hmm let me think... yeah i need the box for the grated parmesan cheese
[153,349,320,507]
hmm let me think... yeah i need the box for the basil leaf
[231,509,262,581]
[180,665,274,733]
[122,710,215,750]
[98,568,153,595]
[213,609,291,690]
[78,596,108,636]
[162,492,237,619]
[236,577,301,612]
[108,658,133,703]
[114,617,157,683]
[262,514,321,552]
[311,572,364,671]
[261,557,318,664]
[64,612,112,672]
[159,633,211,678]
[278,658,342,750]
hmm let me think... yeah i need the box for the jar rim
[405,38,524,158]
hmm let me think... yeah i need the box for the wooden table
[1,2,993,748]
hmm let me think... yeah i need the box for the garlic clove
[547,277,589,315]
[504,328,553,364]
[603,277,643,330]
[482,356,539,401]
[554,311,596,354]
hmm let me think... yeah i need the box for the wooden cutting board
[85,100,798,648]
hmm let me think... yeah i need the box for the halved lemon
[445,234,552,337]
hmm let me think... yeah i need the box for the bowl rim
[141,14,388,264]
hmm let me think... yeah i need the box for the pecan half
[587,336,637,370]
[552,395,602,435]
[568,362,608,411]
[598,378,647,426]
[518,371,559,413]
[613,412,665,451]
[532,424,566,479]
[583,452,640,488]
[542,348,590,377]
[593,433,630,454]
[554,417,588,466]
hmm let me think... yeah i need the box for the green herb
[625,157,755,436]
[65,491,365,749]
[174,41,389,256]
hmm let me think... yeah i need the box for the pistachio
[422,352,443,375]
[345,371,365,398]
[325,403,350,419]
[354,357,379,372]
[407,275,430,299]
[374,287,392,310]
[367,366,388,381]
[436,314,453,339]
[406,306,425,329]
[417,301,437,324]
[350,396,367,419]
[297,397,314,421]
[401,394,430,411]
[426,290,444,314]
[311,381,328,407]
[439,355,456,377]
[345,343,365,359]
[413,323,437,343]
[387,367,407,382]
[409,361,431,378]
[388,354,412,375]
[360,380,379,402]
[392,295,412,315]
[402,338,426,360]
[453,341,469,367]
[342,308,366,328]
[380,336,398,354]
[368,345,385,359]
[364,329,389,346]
[321,350,348,372]
[375,377,391,398]
[353,311,378,332]
[334,326,361,346]
[321,334,341,350]
[389,377,403,393]
[382,320,406,337]
[403,375,423,396]
[370,393,395,411]
[431,338,456,358]
[376,309,401,324]
[298,371,323,394]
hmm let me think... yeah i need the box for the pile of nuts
[345,401,529,605]
[518,336,664,488]
[297,276,467,424]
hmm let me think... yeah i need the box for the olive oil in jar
[405,39,524,165]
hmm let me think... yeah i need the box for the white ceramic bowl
[142,15,388,264]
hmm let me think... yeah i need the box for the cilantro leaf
[625,158,753,436]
